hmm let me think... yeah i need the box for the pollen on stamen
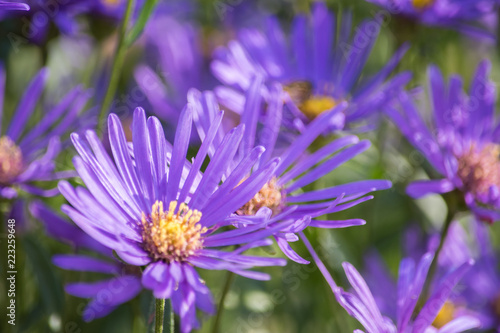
[0,136,23,184]
[299,96,338,120]
[457,143,500,198]
[237,177,285,216]
[412,0,434,9]
[141,201,206,262]
[283,81,339,120]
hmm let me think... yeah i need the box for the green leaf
[125,0,160,47]
[140,292,155,333]
[23,234,65,315]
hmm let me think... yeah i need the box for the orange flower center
[0,136,23,184]
[457,143,500,198]
[237,178,285,216]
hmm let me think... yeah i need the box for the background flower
[386,60,500,222]
[336,254,479,332]
[190,77,393,264]
[366,0,498,40]
[211,2,410,132]
[0,65,90,200]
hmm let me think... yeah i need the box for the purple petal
[406,179,455,198]
[53,255,119,274]
[165,106,192,204]
[309,219,366,228]
[7,68,48,141]
[438,316,481,333]
[276,236,309,264]
[342,262,386,330]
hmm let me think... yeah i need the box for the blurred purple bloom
[0,65,90,199]
[1,0,142,43]
[386,59,500,223]
[367,0,498,40]
[30,200,143,321]
[337,254,479,332]
[440,220,500,330]
[211,2,410,133]
[1,1,92,42]
[190,78,392,264]
[134,17,208,128]
[58,107,287,332]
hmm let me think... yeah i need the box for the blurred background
[1,0,500,332]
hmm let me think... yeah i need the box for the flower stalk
[98,0,135,132]
[155,298,164,333]
[211,271,235,333]
[418,190,460,308]
[155,298,174,333]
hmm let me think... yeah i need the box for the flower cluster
[3,1,500,332]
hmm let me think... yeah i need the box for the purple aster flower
[0,1,29,11]
[436,219,500,330]
[30,200,143,321]
[362,222,483,330]
[189,78,393,264]
[386,59,500,223]
[0,65,90,199]
[334,253,479,332]
[211,1,410,132]
[367,0,497,40]
[298,217,481,332]
[58,107,288,332]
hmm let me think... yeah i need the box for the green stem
[497,8,500,54]
[211,271,235,333]
[97,0,135,133]
[154,298,174,333]
[155,298,164,333]
[418,192,458,307]
[166,298,174,333]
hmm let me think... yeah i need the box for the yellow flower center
[102,0,121,6]
[299,96,338,120]
[457,143,500,198]
[237,178,284,216]
[0,136,23,184]
[412,0,434,9]
[432,301,455,328]
[284,81,338,120]
[141,201,206,262]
